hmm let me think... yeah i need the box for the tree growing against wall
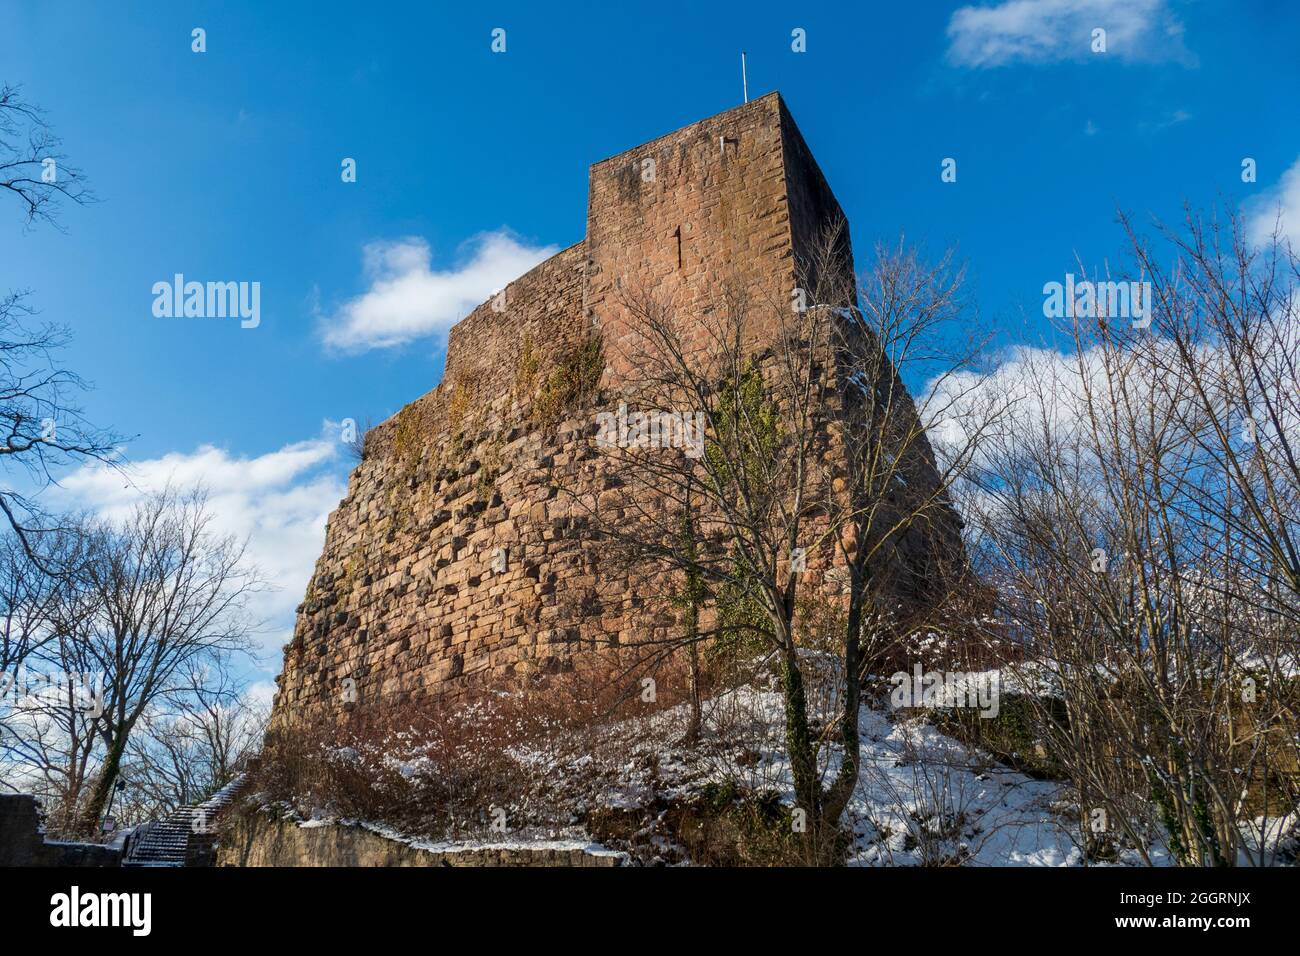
[574,227,997,860]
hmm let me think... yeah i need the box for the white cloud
[245,679,279,710]
[946,0,1190,68]
[1246,155,1300,251]
[52,428,350,665]
[926,307,1300,486]
[1139,108,1192,134]
[925,344,1096,467]
[319,230,558,352]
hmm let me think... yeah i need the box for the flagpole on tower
[741,51,748,103]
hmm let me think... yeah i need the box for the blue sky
[2,0,1297,690]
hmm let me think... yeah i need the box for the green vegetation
[708,361,781,659]
[533,333,605,424]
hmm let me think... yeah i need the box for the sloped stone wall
[275,241,611,712]
[271,92,961,723]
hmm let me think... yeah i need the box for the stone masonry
[271,93,959,721]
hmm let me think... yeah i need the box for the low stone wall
[218,810,625,867]
[0,795,122,867]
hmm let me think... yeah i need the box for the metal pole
[742,51,748,103]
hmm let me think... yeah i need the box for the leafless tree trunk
[573,226,997,860]
[963,208,1300,865]
[31,490,263,833]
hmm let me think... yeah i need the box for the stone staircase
[122,774,245,867]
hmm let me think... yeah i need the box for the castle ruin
[271,92,960,721]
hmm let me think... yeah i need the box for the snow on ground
[848,708,1072,865]
[358,821,627,861]
[1240,812,1299,865]
[647,685,1083,866]
[281,676,1295,865]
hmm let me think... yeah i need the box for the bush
[251,655,702,843]
[932,691,1068,780]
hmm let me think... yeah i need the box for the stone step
[123,774,246,867]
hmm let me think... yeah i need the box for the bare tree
[0,86,119,558]
[0,292,123,560]
[120,666,268,821]
[0,526,98,803]
[573,227,996,860]
[819,237,997,827]
[0,84,91,230]
[0,87,269,835]
[0,531,64,678]
[965,208,1300,865]
[36,490,262,833]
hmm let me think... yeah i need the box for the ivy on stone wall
[533,333,605,425]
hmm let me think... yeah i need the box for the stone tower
[271,93,954,720]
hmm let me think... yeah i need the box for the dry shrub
[532,333,604,424]
[252,649,708,842]
[250,646,827,864]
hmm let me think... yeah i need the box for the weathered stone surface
[270,93,960,722]
[0,795,123,867]
[218,812,625,867]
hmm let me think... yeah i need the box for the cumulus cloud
[1246,155,1300,251]
[946,0,1191,68]
[319,230,558,352]
[52,428,350,663]
[924,344,1098,469]
[926,307,1300,486]
[245,679,279,709]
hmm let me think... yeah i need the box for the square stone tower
[271,94,936,721]
[586,92,853,377]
